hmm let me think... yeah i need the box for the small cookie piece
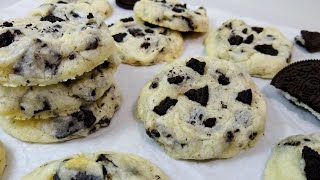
[0,55,119,120]
[108,17,183,66]
[30,0,112,22]
[264,134,320,180]
[116,0,140,10]
[295,30,320,53]
[0,141,5,178]
[271,60,320,120]
[23,151,168,180]
[0,16,115,86]
[137,57,266,159]
[205,19,293,79]
[0,85,121,143]
[134,0,208,32]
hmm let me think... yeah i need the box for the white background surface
[0,0,319,180]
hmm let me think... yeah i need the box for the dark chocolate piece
[128,28,145,37]
[112,33,127,42]
[244,34,254,44]
[40,14,65,23]
[116,0,140,10]
[302,146,320,180]
[167,76,184,84]
[254,44,279,56]
[218,73,230,85]
[296,30,320,53]
[252,27,263,33]
[153,97,178,116]
[146,129,160,139]
[203,118,216,128]
[186,58,206,75]
[236,89,252,105]
[184,86,209,106]
[0,31,14,48]
[283,141,301,146]
[228,35,243,45]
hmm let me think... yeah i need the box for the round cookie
[30,0,113,22]
[137,57,266,159]
[0,141,5,178]
[0,85,121,143]
[134,0,208,32]
[108,16,183,66]
[0,16,115,86]
[264,134,320,180]
[204,19,293,79]
[0,55,119,120]
[23,151,168,180]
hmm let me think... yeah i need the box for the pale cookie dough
[0,16,115,86]
[0,85,121,143]
[134,0,208,32]
[30,0,113,22]
[205,19,293,79]
[108,16,183,66]
[23,151,168,180]
[137,57,266,159]
[0,55,119,120]
[0,141,5,178]
[264,134,320,180]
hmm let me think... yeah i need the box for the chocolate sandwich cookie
[295,30,320,53]
[271,60,320,119]
[116,0,140,10]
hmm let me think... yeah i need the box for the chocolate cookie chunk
[295,30,320,53]
[116,0,140,9]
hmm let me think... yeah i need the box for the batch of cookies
[0,0,319,179]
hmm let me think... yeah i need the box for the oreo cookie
[116,0,140,10]
[295,30,320,53]
[271,60,320,119]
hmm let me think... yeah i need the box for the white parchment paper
[0,0,319,179]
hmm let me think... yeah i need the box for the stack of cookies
[0,0,121,143]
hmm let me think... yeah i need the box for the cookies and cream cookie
[23,151,168,180]
[205,19,293,79]
[137,57,266,159]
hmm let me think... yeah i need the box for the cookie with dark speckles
[264,134,320,180]
[0,55,119,120]
[0,85,121,143]
[271,60,320,120]
[134,0,208,32]
[205,19,293,79]
[137,57,266,159]
[0,15,115,86]
[108,16,183,66]
[295,30,320,53]
[23,151,168,180]
[30,0,112,22]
